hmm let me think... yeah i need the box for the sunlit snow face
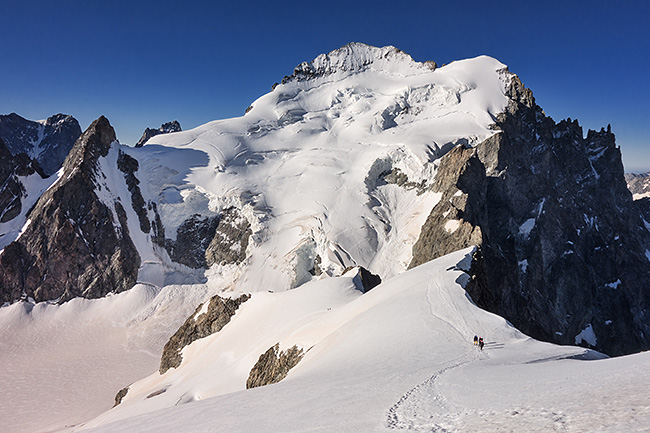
[125,53,509,293]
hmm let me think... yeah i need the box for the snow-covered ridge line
[283,42,437,83]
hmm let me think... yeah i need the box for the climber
[479,337,484,351]
[473,335,478,346]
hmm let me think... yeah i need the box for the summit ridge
[282,42,435,83]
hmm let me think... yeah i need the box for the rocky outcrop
[344,266,382,293]
[0,116,140,304]
[117,150,150,233]
[113,386,130,407]
[135,121,181,147]
[410,74,650,356]
[161,207,252,269]
[410,145,485,267]
[166,215,219,268]
[246,343,304,389]
[205,207,252,266]
[0,112,81,175]
[159,294,250,374]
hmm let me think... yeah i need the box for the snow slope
[59,248,649,433]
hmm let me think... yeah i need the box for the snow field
[68,248,648,433]
[0,283,219,433]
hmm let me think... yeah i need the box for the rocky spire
[410,73,650,356]
[0,116,140,304]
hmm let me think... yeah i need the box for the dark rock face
[0,112,82,176]
[117,150,150,233]
[161,207,252,269]
[410,145,485,266]
[159,293,250,374]
[0,138,46,223]
[205,207,252,266]
[135,121,181,147]
[246,343,304,389]
[166,215,219,269]
[0,116,140,304]
[344,266,382,293]
[357,267,382,292]
[410,75,650,356]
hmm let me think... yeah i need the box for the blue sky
[1,0,649,170]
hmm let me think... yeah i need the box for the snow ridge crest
[283,42,435,83]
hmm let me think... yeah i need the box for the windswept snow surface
[49,248,647,433]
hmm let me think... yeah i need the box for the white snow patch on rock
[518,259,528,273]
[518,218,536,237]
[444,219,461,233]
[575,323,597,347]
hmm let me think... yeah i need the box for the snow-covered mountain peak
[283,42,432,83]
[134,45,513,293]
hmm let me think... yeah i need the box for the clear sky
[1,0,649,170]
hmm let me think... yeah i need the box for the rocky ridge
[0,112,81,175]
[281,42,435,84]
[410,74,650,356]
[246,343,304,389]
[135,120,181,147]
[0,138,46,223]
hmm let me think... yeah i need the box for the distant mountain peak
[135,120,182,147]
[0,112,81,175]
